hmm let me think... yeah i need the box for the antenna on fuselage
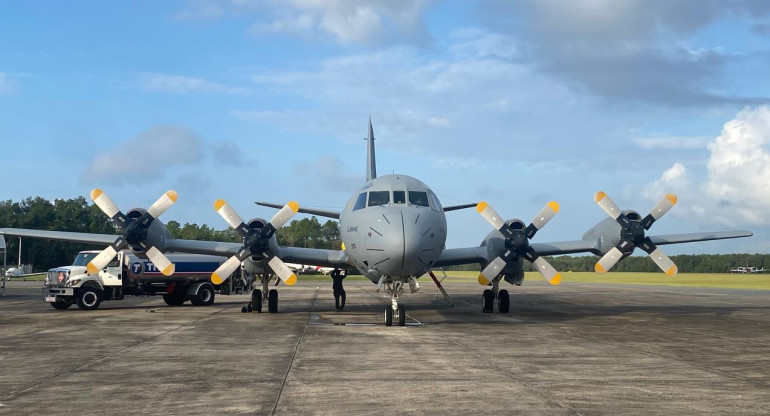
[366,117,377,182]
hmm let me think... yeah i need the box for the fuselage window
[408,191,429,207]
[352,192,367,211]
[393,191,406,204]
[368,191,390,207]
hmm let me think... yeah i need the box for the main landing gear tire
[268,289,278,313]
[498,289,510,313]
[384,306,393,326]
[50,299,73,310]
[190,283,215,306]
[251,289,263,313]
[482,289,494,313]
[76,287,103,311]
[397,304,406,326]
[163,293,186,306]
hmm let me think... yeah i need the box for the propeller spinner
[593,191,678,275]
[476,201,562,286]
[211,199,299,286]
[87,189,177,276]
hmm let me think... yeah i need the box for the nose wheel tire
[268,289,278,313]
[498,289,510,313]
[251,289,263,313]
[482,289,494,313]
[397,304,406,326]
[384,306,393,326]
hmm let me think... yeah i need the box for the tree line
[1,196,340,271]
[0,196,764,273]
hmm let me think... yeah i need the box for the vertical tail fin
[366,118,377,182]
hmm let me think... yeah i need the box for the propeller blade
[478,256,507,285]
[211,256,243,285]
[594,191,622,220]
[147,190,178,219]
[146,246,175,276]
[642,193,677,230]
[269,201,300,229]
[90,188,127,226]
[648,247,678,276]
[595,246,624,274]
[87,244,120,275]
[214,199,250,236]
[532,256,561,285]
[476,201,505,231]
[530,201,559,231]
[267,256,298,286]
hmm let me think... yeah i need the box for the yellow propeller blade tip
[594,191,606,203]
[211,273,223,285]
[478,274,490,286]
[86,263,100,275]
[213,199,226,211]
[90,188,103,201]
[476,201,488,213]
[285,274,298,286]
[665,265,678,276]
[547,201,560,213]
[594,263,606,274]
[166,190,178,203]
[288,201,299,213]
[161,265,175,276]
[666,194,678,205]
[550,274,562,285]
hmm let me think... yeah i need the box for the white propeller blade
[211,256,242,285]
[268,257,298,286]
[146,246,175,276]
[531,201,559,231]
[533,256,561,285]
[147,190,178,219]
[86,245,118,275]
[90,188,121,218]
[214,199,246,230]
[269,201,300,229]
[594,191,622,220]
[595,246,623,273]
[648,247,677,276]
[476,201,504,230]
[649,193,677,221]
[478,256,507,285]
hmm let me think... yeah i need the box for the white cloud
[427,117,450,127]
[81,126,204,185]
[139,73,250,95]
[0,71,17,96]
[293,155,361,194]
[633,135,711,149]
[645,106,770,226]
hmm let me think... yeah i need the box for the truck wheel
[50,299,73,310]
[76,287,103,310]
[163,293,186,306]
[190,283,215,306]
[267,289,278,313]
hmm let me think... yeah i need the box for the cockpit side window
[368,191,390,207]
[352,192,367,211]
[393,191,406,204]
[408,191,429,207]
[428,190,442,211]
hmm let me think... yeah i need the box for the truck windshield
[72,252,98,266]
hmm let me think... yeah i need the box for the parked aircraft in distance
[0,119,753,325]
[730,266,764,273]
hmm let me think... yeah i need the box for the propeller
[211,199,299,286]
[87,189,177,276]
[476,201,562,286]
[593,191,678,275]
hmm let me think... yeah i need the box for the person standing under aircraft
[331,269,347,311]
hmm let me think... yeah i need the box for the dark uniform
[331,269,347,311]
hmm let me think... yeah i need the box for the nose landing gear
[482,278,510,313]
[379,277,416,326]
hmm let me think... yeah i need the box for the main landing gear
[482,278,510,313]
[379,277,419,326]
[242,273,279,314]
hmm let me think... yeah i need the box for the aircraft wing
[255,202,340,219]
[434,247,488,267]
[0,228,117,245]
[276,246,349,269]
[165,239,243,257]
[530,239,601,256]
[443,203,477,212]
[649,230,753,245]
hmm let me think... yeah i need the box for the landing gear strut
[482,278,510,313]
[380,277,417,326]
[242,272,279,313]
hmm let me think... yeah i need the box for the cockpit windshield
[72,252,98,267]
[408,191,429,207]
[368,191,390,207]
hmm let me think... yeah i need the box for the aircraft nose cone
[364,209,444,277]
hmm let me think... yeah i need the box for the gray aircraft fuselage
[339,174,447,283]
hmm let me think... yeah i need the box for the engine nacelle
[124,208,174,253]
[582,210,642,256]
[479,218,526,284]
[247,218,267,230]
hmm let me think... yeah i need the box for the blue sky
[2,0,770,255]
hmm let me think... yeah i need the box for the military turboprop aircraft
[0,120,753,325]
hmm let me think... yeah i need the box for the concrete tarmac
[1,279,769,415]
